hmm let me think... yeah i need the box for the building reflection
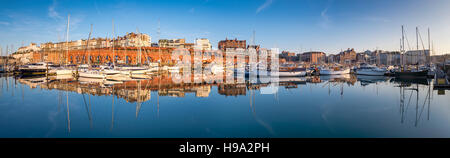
[4,73,444,132]
[15,74,380,102]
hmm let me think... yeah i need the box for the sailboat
[78,24,107,79]
[55,14,76,76]
[395,26,429,78]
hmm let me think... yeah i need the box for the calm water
[0,73,449,138]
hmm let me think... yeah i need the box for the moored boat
[278,66,307,77]
[78,70,107,79]
[319,67,350,75]
[355,63,386,76]
[18,62,56,76]
[394,69,429,78]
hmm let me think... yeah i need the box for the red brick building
[338,48,357,65]
[218,38,246,51]
[301,51,325,64]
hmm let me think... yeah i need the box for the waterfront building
[194,38,212,51]
[379,51,401,66]
[301,51,325,64]
[158,38,190,49]
[114,32,151,47]
[326,54,337,64]
[338,48,357,65]
[356,52,369,63]
[17,43,41,53]
[404,50,430,65]
[218,38,246,51]
[280,51,298,62]
[184,43,195,49]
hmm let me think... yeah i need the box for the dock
[433,69,450,90]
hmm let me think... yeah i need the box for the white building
[194,38,212,51]
[17,43,41,53]
[404,50,430,65]
[117,32,151,47]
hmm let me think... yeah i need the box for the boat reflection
[14,74,395,101]
[394,77,432,127]
[0,72,447,136]
[356,75,389,86]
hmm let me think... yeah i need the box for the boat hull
[394,70,428,78]
[56,69,74,75]
[320,69,350,75]
[356,70,386,76]
[18,68,47,76]
[278,71,306,77]
[78,72,106,79]
[106,74,133,81]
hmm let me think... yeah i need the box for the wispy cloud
[319,0,333,29]
[256,0,273,14]
[0,21,10,26]
[48,0,63,20]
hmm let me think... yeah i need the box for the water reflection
[0,73,449,138]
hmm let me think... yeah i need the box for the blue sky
[1,0,450,55]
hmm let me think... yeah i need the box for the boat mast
[158,19,161,66]
[1,46,2,68]
[136,27,142,66]
[401,25,405,71]
[112,19,115,67]
[416,27,419,51]
[428,28,431,65]
[87,24,93,68]
[66,14,70,65]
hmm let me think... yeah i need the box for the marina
[0,0,450,146]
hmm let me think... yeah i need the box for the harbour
[2,0,450,150]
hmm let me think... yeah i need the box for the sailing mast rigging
[112,19,116,67]
[66,14,70,65]
[87,24,93,68]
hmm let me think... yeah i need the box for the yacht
[394,65,429,78]
[18,62,56,75]
[105,73,133,81]
[78,70,107,79]
[319,67,350,75]
[115,65,153,75]
[77,65,107,79]
[355,63,386,76]
[278,64,307,77]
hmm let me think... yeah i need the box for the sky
[1,0,450,55]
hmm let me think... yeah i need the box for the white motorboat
[278,65,307,77]
[78,70,107,79]
[55,69,75,75]
[130,74,152,79]
[355,63,386,76]
[116,66,152,74]
[106,73,133,81]
[319,67,350,75]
